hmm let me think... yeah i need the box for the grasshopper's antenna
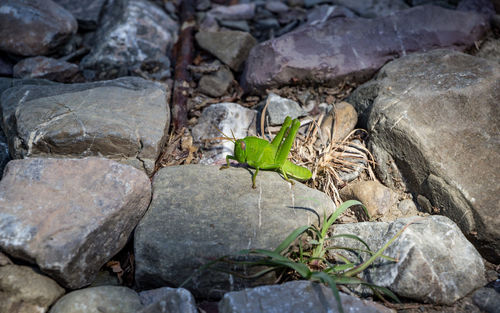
[230,129,236,142]
[212,125,236,143]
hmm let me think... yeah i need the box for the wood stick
[171,0,196,132]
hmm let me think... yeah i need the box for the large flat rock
[241,5,489,94]
[0,77,170,175]
[348,49,500,263]
[134,164,335,298]
[0,158,151,288]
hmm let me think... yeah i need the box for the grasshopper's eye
[240,141,246,150]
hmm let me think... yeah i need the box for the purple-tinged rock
[306,5,356,25]
[13,56,81,83]
[457,0,496,17]
[332,0,409,18]
[0,0,77,56]
[0,158,151,289]
[53,0,106,30]
[241,5,489,94]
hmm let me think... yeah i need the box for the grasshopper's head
[233,139,247,163]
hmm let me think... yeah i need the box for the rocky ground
[0,0,499,313]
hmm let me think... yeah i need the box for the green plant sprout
[183,200,415,313]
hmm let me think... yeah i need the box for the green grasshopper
[218,116,312,188]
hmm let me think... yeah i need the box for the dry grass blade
[288,116,374,206]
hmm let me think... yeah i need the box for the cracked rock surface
[331,215,486,305]
[134,164,335,298]
[0,76,170,175]
[348,49,500,263]
[0,157,151,289]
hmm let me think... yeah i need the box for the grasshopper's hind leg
[251,167,260,189]
[280,169,295,185]
[220,155,236,170]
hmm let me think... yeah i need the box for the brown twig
[171,0,196,132]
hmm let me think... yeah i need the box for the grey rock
[53,0,106,30]
[0,128,9,177]
[0,77,57,97]
[198,66,234,97]
[0,0,77,56]
[472,287,500,313]
[49,286,143,313]
[254,17,281,31]
[397,199,419,215]
[138,287,197,313]
[476,38,500,64]
[416,195,433,214]
[134,164,335,298]
[192,102,258,165]
[199,13,220,32]
[0,77,170,175]
[266,1,290,13]
[0,264,65,313]
[13,56,81,83]
[0,158,151,288]
[348,49,500,263]
[330,215,486,304]
[340,180,399,219]
[88,270,120,287]
[304,0,336,7]
[208,3,256,20]
[196,30,257,72]
[196,0,211,11]
[332,0,409,17]
[80,0,178,80]
[241,5,489,94]
[219,280,394,313]
[266,93,306,125]
[219,19,251,32]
